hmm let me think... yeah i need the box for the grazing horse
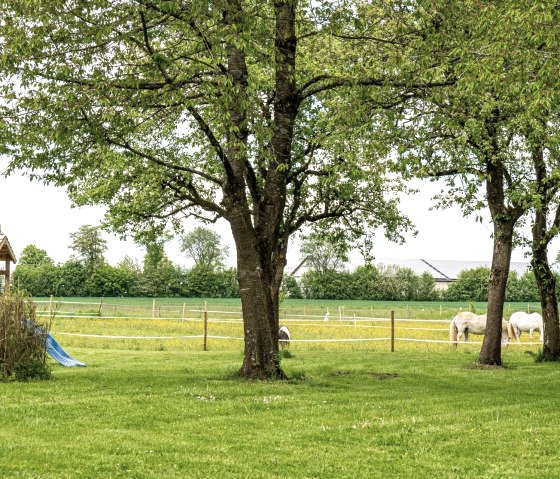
[449,312,509,348]
[278,326,291,349]
[508,312,543,343]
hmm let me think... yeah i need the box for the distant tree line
[12,227,547,302]
[13,226,239,298]
[284,239,545,303]
[283,265,543,303]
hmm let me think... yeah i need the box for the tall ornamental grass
[0,292,51,381]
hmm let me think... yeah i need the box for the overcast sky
[0,169,547,270]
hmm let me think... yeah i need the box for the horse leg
[464,330,469,343]
[529,328,534,343]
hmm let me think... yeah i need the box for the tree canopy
[0,0,432,378]
[69,225,108,271]
[5,0,559,372]
[180,227,229,271]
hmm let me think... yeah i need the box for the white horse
[449,312,509,348]
[508,312,543,343]
[278,326,291,349]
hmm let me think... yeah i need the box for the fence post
[203,301,208,351]
[152,299,156,319]
[49,295,53,316]
[98,297,104,316]
[528,303,531,314]
[182,303,186,320]
[391,310,395,352]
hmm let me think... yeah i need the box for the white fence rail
[39,300,544,349]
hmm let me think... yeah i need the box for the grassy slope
[0,347,558,478]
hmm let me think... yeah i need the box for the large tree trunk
[231,218,287,379]
[478,124,523,365]
[531,145,560,360]
[479,218,514,365]
[532,247,560,360]
[219,0,294,379]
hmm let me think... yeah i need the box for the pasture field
[0,298,560,479]
[2,299,550,477]
[33,296,541,322]
[33,298,544,353]
[0,346,558,478]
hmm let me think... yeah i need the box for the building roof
[375,258,530,282]
[0,236,17,263]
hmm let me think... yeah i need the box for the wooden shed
[0,236,17,292]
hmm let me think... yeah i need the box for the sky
[0,169,547,271]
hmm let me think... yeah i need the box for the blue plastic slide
[45,333,87,367]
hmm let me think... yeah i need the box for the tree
[69,225,107,273]
[137,233,180,297]
[383,1,560,365]
[416,272,438,301]
[524,131,560,359]
[85,264,141,297]
[445,268,490,302]
[300,270,353,300]
[185,267,239,298]
[1,1,444,378]
[180,227,228,271]
[13,263,57,296]
[281,275,302,299]
[18,245,54,266]
[299,237,347,275]
[349,264,382,300]
[56,260,88,297]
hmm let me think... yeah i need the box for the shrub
[0,292,51,381]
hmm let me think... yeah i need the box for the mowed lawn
[0,345,558,478]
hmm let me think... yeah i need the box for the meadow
[0,299,554,478]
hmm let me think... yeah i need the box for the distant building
[375,258,531,291]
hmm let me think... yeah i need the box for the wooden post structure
[203,301,208,351]
[391,310,395,352]
[182,303,186,320]
[152,299,156,319]
[0,236,17,293]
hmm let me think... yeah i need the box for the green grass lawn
[1,346,558,478]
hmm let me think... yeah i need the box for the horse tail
[507,320,514,342]
[450,318,458,349]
